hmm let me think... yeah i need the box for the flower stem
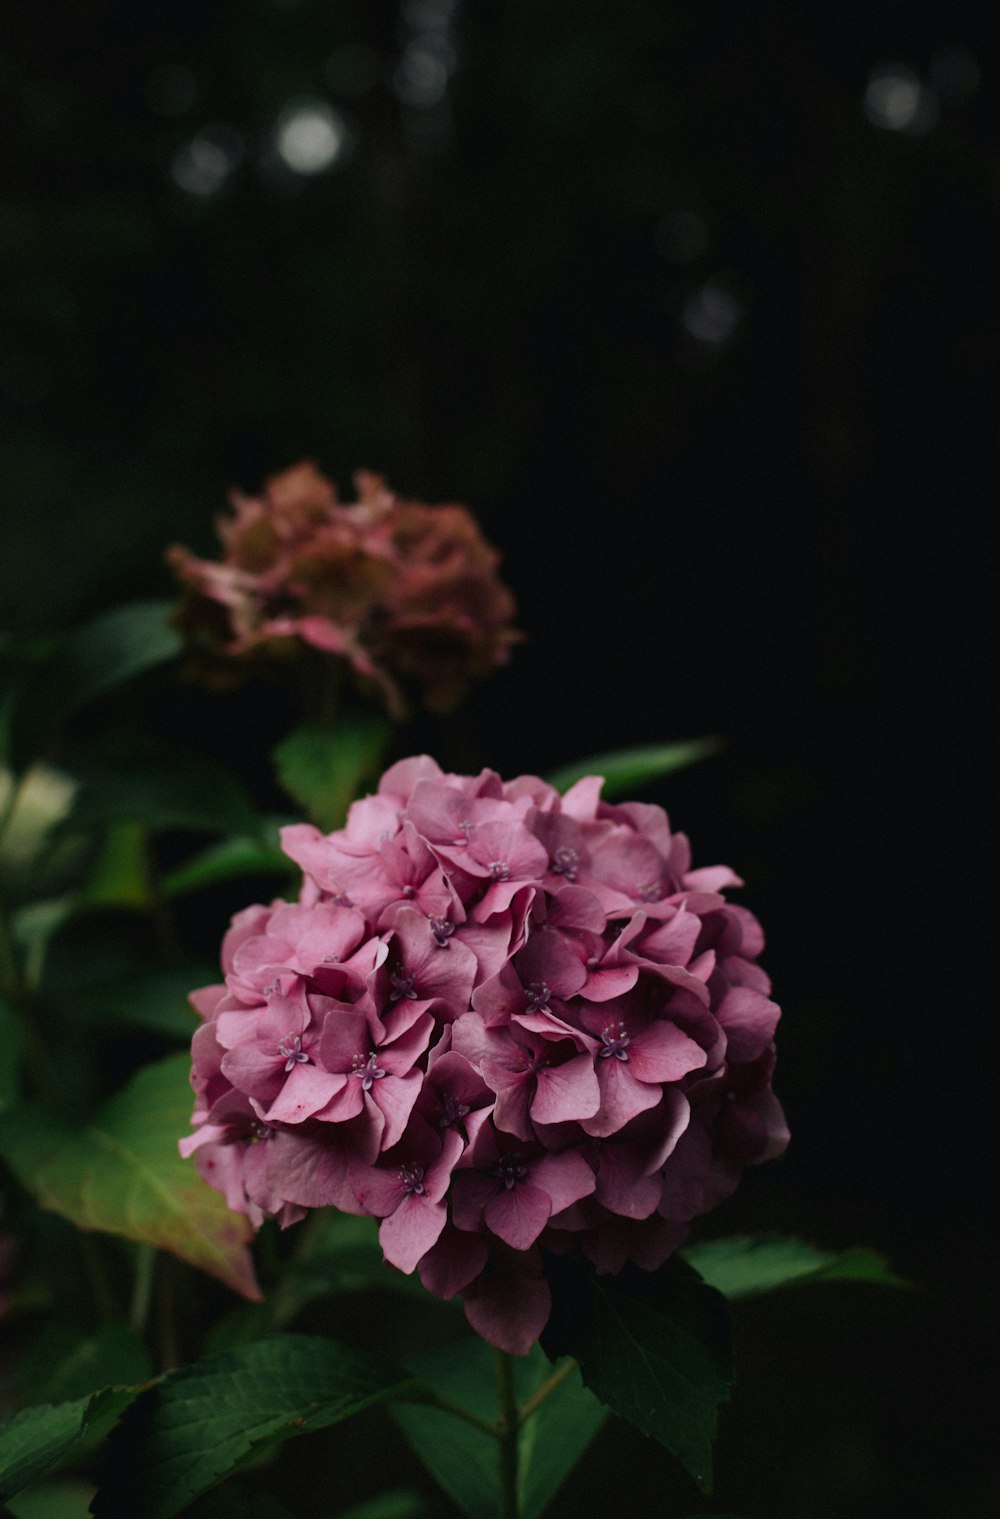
[129,1244,157,1334]
[516,1356,576,1426]
[424,1394,498,1438]
[496,1350,520,1519]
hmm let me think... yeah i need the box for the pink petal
[418,1227,490,1300]
[628,1021,707,1083]
[583,1059,662,1137]
[530,1150,596,1214]
[530,1054,600,1125]
[372,1070,423,1150]
[380,1194,448,1273]
[262,1065,348,1124]
[484,1181,552,1249]
[716,986,781,1063]
[463,1256,552,1355]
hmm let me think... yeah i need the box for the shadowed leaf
[0,1055,259,1299]
[0,1389,139,1503]
[272,716,391,832]
[392,1338,606,1519]
[541,1253,733,1492]
[90,1335,422,1519]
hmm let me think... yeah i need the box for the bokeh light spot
[274,99,346,175]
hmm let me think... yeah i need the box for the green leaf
[546,737,722,799]
[6,1478,98,1519]
[66,757,258,837]
[540,1253,733,1492]
[5,603,181,773]
[0,1388,139,1503]
[17,1321,152,1407]
[72,965,210,1040]
[52,601,181,716]
[161,831,292,899]
[181,1488,299,1519]
[0,1400,92,1502]
[10,899,75,990]
[0,1054,259,1300]
[682,1235,909,1299]
[78,822,153,909]
[91,1335,423,1519]
[333,1493,427,1519]
[272,716,391,832]
[392,1339,606,1519]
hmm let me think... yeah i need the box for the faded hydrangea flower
[181,757,787,1354]
[167,462,520,716]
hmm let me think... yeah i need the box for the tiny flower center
[635,878,663,903]
[401,883,416,898]
[599,1021,631,1062]
[524,981,551,1012]
[551,846,579,880]
[277,1034,310,1072]
[352,1051,387,1091]
[452,821,472,846]
[429,916,455,948]
[488,860,511,880]
[493,1153,529,1190]
[390,966,418,1000]
[250,1122,274,1143]
[398,1163,426,1196]
[440,1093,471,1127]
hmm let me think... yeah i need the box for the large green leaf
[682,1235,908,1299]
[0,1388,138,1503]
[51,601,181,716]
[161,830,292,899]
[0,1054,259,1299]
[392,1338,606,1519]
[90,1335,423,1519]
[334,1493,428,1519]
[71,964,211,1040]
[16,1321,152,1407]
[65,757,258,837]
[0,1399,92,1503]
[547,737,721,799]
[6,1477,98,1519]
[272,716,391,832]
[5,603,181,773]
[540,1254,733,1493]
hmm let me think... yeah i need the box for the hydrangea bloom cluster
[181,757,787,1353]
[168,463,519,715]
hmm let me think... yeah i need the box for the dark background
[2,3,995,1515]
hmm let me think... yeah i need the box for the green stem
[129,1245,157,1334]
[495,1350,520,1519]
[424,1394,498,1439]
[157,1255,180,1372]
[515,1357,576,1426]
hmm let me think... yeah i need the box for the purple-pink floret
[180,756,787,1355]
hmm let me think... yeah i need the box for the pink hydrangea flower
[167,463,520,715]
[181,756,787,1353]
